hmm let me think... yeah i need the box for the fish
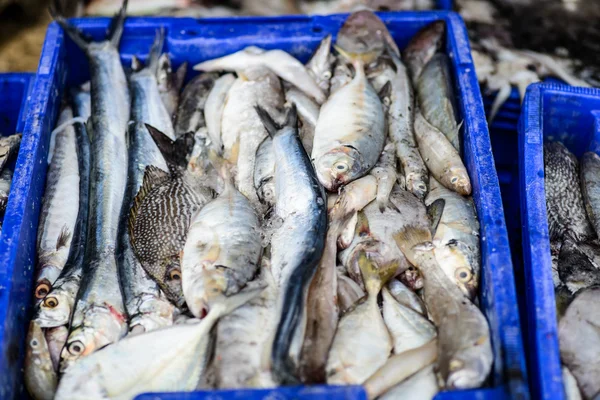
[174,72,218,138]
[330,56,353,94]
[382,285,437,354]
[54,1,131,371]
[557,239,600,294]
[384,46,429,200]
[370,140,398,212]
[306,34,334,96]
[46,326,69,371]
[0,133,21,173]
[0,165,13,228]
[213,262,278,389]
[204,73,236,152]
[254,136,276,208]
[414,109,471,195]
[129,125,213,307]
[311,44,385,191]
[363,340,438,400]
[417,53,461,151]
[156,53,187,122]
[118,122,175,334]
[298,225,339,383]
[336,266,365,314]
[394,224,493,389]
[34,106,80,303]
[377,363,440,400]
[580,151,600,238]
[180,156,262,318]
[403,20,445,82]
[545,142,595,242]
[326,252,395,385]
[562,366,583,400]
[558,285,600,400]
[426,177,480,299]
[130,30,175,140]
[194,46,325,104]
[221,68,283,211]
[285,87,319,155]
[54,286,265,400]
[386,278,427,316]
[24,321,57,400]
[34,107,90,329]
[254,106,327,383]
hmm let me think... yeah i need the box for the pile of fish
[0,133,21,231]
[25,4,493,400]
[544,142,600,400]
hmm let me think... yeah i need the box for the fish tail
[50,7,92,51]
[255,105,297,138]
[147,28,165,76]
[393,224,433,265]
[145,123,193,169]
[357,251,397,297]
[107,0,129,48]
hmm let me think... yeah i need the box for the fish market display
[543,141,600,399]
[28,8,493,400]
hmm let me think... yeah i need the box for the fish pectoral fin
[56,224,72,250]
[427,198,445,237]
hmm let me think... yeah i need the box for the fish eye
[334,160,349,172]
[168,268,182,281]
[43,296,59,309]
[383,97,391,106]
[30,339,39,348]
[322,70,332,80]
[451,176,459,184]
[35,282,51,299]
[455,267,472,283]
[68,341,85,356]
[449,359,464,371]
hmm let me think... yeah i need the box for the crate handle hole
[312,25,323,33]
[182,30,198,36]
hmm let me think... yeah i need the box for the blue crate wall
[2,12,526,400]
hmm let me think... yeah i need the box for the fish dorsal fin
[145,124,194,171]
[129,165,171,238]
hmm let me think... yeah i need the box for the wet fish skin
[24,321,57,400]
[255,106,327,384]
[394,225,493,389]
[0,133,21,173]
[414,109,471,195]
[386,278,427,316]
[558,285,600,400]
[46,325,69,372]
[181,167,262,318]
[545,142,595,242]
[254,136,276,207]
[0,166,13,229]
[312,54,385,191]
[285,87,319,154]
[426,178,480,299]
[417,53,461,151]
[370,140,398,211]
[35,106,80,303]
[557,239,600,294]
[55,287,265,400]
[205,73,236,152]
[156,54,187,122]
[580,151,600,238]
[403,20,445,82]
[306,34,334,96]
[377,363,439,400]
[174,72,218,137]
[336,266,365,314]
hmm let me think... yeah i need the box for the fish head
[60,306,126,372]
[24,321,57,400]
[445,336,492,389]
[454,265,479,300]
[35,289,72,328]
[307,35,334,93]
[558,240,600,293]
[448,167,472,196]
[183,261,234,319]
[33,264,63,304]
[315,148,366,191]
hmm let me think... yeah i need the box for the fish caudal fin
[147,28,165,75]
[357,251,397,297]
[107,0,129,48]
[393,224,433,266]
[145,124,194,171]
[255,105,297,138]
[50,7,92,51]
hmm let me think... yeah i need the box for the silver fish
[174,72,218,138]
[34,106,80,303]
[255,106,327,383]
[254,136,276,208]
[426,177,480,299]
[54,3,131,370]
[204,73,235,152]
[194,46,325,104]
[558,286,600,400]
[545,142,594,242]
[403,20,445,83]
[24,321,57,400]
[0,133,21,174]
[417,53,461,151]
[46,325,68,372]
[306,35,334,96]
[386,278,427,316]
[580,151,600,238]
[378,363,439,400]
[414,109,471,195]
[181,163,262,318]
[55,287,264,400]
[394,223,493,389]
[156,53,187,123]
[285,87,319,155]
[370,140,398,212]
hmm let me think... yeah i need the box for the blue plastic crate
[3,12,527,400]
[0,73,34,136]
[518,83,600,400]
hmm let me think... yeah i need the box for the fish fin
[129,165,171,238]
[174,61,188,92]
[56,225,72,250]
[357,251,397,297]
[50,6,92,51]
[255,105,298,138]
[213,284,266,318]
[427,198,445,237]
[131,56,142,72]
[145,124,194,170]
[333,44,377,67]
[354,210,371,237]
[107,0,128,48]
[147,28,165,76]
[393,224,433,263]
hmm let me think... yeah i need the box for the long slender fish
[156,53,187,123]
[24,321,56,400]
[55,287,264,400]
[204,73,235,152]
[417,54,461,151]
[53,2,131,370]
[174,72,218,138]
[580,151,600,238]
[254,136,276,208]
[34,106,80,302]
[403,20,445,83]
[255,106,327,384]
